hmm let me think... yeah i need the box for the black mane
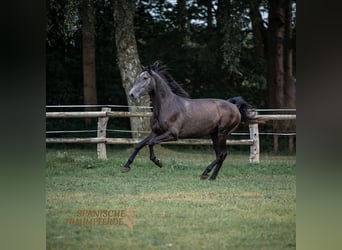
[149,61,190,98]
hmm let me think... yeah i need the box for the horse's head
[129,67,154,100]
[129,61,190,100]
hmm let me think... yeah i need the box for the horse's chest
[151,118,166,133]
[151,115,174,134]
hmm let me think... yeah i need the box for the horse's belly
[179,118,218,138]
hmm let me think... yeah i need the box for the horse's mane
[148,61,190,98]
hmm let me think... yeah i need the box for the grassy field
[46,145,296,250]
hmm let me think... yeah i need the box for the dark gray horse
[122,62,255,180]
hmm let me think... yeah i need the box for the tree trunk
[284,0,296,152]
[81,0,98,125]
[217,0,243,76]
[249,0,265,58]
[217,0,231,69]
[202,0,213,31]
[112,0,150,139]
[176,0,191,46]
[284,0,295,106]
[267,0,286,152]
[249,0,295,152]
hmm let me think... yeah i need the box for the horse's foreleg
[122,133,153,172]
[148,131,177,145]
[149,145,163,168]
[146,131,177,168]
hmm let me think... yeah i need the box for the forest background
[46,0,296,152]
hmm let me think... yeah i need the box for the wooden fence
[46,107,296,163]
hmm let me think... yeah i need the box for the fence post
[249,123,260,163]
[97,107,110,159]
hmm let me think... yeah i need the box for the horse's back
[186,98,240,118]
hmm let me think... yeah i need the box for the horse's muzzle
[128,91,138,100]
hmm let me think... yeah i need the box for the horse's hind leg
[208,124,238,180]
[209,150,227,180]
[200,159,219,179]
[149,145,163,168]
[201,133,220,179]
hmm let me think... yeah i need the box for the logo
[65,208,136,231]
[124,208,136,231]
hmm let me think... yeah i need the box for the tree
[217,0,246,77]
[112,0,150,139]
[249,0,266,58]
[203,0,213,31]
[283,0,296,152]
[176,0,192,49]
[249,0,296,152]
[80,0,98,124]
[267,0,286,152]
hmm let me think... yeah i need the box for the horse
[122,61,255,180]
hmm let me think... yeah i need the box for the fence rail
[46,111,295,120]
[46,107,296,163]
[45,138,255,145]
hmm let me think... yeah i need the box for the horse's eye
[143,76,148,80]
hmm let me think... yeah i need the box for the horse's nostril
[129,92,137,100]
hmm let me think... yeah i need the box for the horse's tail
[228,96,256,122]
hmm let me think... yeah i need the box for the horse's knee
[147,139,155,146]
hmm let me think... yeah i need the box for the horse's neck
[150,75,176,116]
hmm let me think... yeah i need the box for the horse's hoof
[121,167,131,173]
[156,159,163,168]
[200,175,209,180]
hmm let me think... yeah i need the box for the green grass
[46,146,296,250]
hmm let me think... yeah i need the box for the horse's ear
[147,65,152,74]
[153,60,160,68]
[141,65,146,71]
